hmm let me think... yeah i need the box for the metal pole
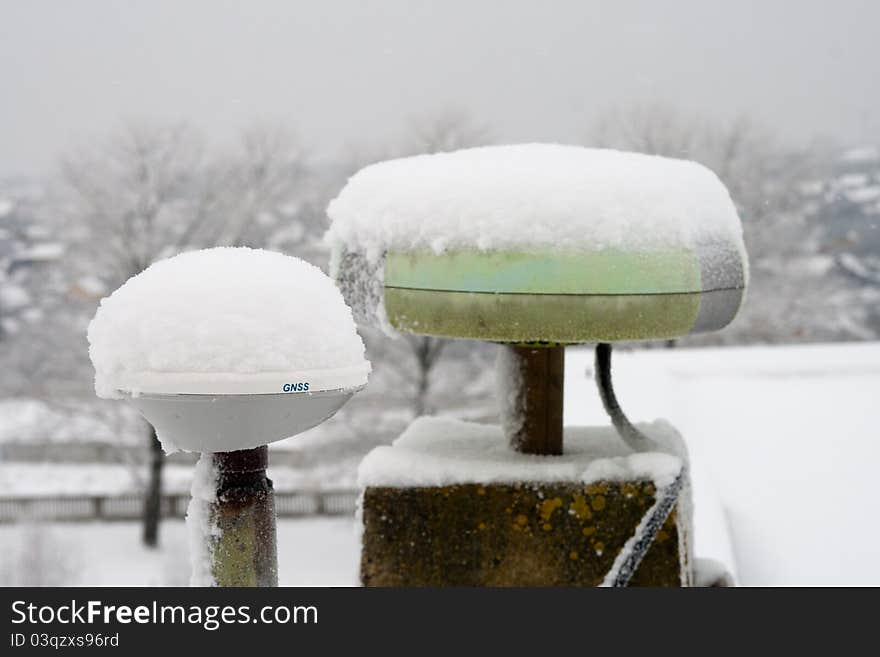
[211,445,278,587]
[501,343,565,455]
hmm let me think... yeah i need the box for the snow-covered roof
[837,173,869,189]
[326,144,746,260]
[88,247,369,398]
[18,243,65,261]
[0,283,31,311]
[840,146,879,164]
[844,186,880,204]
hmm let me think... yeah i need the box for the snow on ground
[1,341,878,586]
[564,341,880,586]
[0,518,359,587]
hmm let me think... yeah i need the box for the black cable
[594,342,656,452]
[595,342,683,586]
[607,470,684,587]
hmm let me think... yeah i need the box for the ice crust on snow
[186,453,219,587]
[357,416,687,489]
[88,247,368,398]
[326,144,746,261]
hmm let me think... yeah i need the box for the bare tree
[61,120,312,547]
[592,101,702,160]
[61,122,209,547]
[61,122,214,281]
[407,109,493,156]
[591,102,792,221]
[211,123,312,248]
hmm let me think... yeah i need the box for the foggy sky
[1,0,878,177]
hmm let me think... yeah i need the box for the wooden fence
[0,490,359,523]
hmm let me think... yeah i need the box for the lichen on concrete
[361,480,689,587]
